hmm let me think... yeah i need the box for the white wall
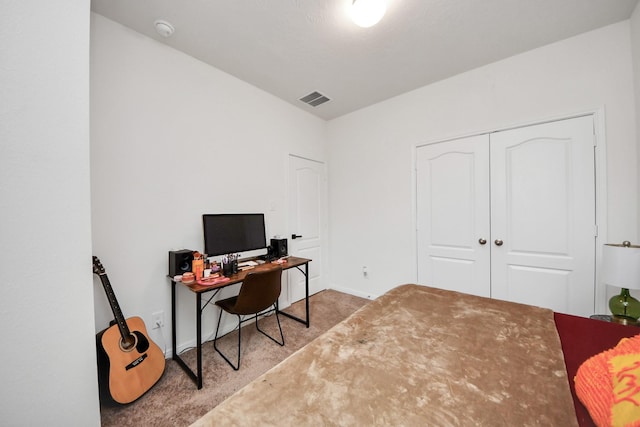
[0,1,100,425]
[90,14,326,353]
[632,3,640,235]
[327,22,638,310]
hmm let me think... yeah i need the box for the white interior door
[288,155,326,302]
[416,134,491,297]
[490,116,596,316]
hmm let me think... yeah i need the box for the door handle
[478,238,487,245]
[494,239,504,246]
[291,234,303,240]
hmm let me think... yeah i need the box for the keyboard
[238,260,258,267]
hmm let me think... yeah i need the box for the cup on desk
[203,269,211,278]
[222,262,233,277]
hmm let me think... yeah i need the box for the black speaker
[270,238,288,257]
[169,249,194,277]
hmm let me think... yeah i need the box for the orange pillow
[575,334,640,427]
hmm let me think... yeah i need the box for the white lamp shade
[602,243,640,290]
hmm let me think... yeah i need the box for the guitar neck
[97,272,131,341]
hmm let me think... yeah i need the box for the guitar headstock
[92,256,105,275]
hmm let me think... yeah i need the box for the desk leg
[196,293,203,389]
[304,262,310,328]
[171,280,177,360]
[278,262,311,328]
[171,280,203,389]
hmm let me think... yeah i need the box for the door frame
[412,108,608,313]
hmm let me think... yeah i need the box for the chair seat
[215,292,275,315]
[215,296,238,314]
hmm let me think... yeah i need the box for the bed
[191,284,639,426]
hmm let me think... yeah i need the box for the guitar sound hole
[118,331,150,352]
[119,334,138,352]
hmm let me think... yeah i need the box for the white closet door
[490,116,595,316]
[416,134,491,297]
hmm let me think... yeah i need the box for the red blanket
[554,313,639,427]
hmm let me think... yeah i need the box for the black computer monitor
[202,213,267,257]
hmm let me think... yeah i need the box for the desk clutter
[196,276,230,286]
[173,271,230,287]
[168,249,289,286]
[171,251,219,283]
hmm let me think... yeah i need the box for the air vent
[299,91,331,107]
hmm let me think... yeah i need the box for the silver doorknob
[478,238,487,245]
[494,239,504,246]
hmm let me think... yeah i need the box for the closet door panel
[507,266,571,313]
[506,139,570,254]
[416,135,491,297]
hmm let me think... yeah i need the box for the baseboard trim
[328,285,378,301]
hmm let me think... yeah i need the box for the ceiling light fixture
[349,0,387,28]
[154,20,175,38]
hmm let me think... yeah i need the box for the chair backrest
[232,266,283,315]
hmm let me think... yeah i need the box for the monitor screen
[202,213,267,257]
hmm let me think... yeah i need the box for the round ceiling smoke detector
[154,20,175,38]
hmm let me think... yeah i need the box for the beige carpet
[99,289,369,427]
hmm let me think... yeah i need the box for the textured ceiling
[91,0,639,120]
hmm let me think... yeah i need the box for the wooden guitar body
[98,316,165,404]
[93,256,166,404]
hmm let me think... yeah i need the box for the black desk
[170,256,311,389]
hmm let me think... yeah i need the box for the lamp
[349,0,387,28]
[602,241,640,324]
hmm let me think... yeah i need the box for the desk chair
[213,266,285,370]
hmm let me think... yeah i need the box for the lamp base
[609,288,640,324]
[611,315,640,326]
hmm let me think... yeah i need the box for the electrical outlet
[152,311,164,329]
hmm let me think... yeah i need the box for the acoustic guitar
[92,256,165,404]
